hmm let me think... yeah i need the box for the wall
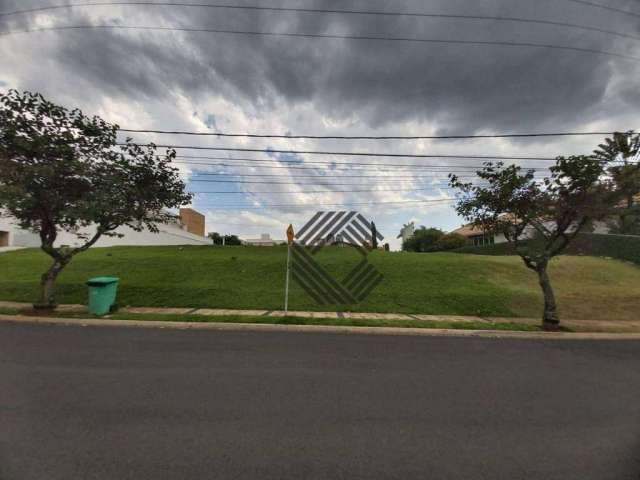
[0,215,40,247]
[53,223,210,247]
[179,209,205,237]
[1,212,209,248]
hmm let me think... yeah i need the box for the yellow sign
[286,224,295,245]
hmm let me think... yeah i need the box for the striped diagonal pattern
[291,211,385,304]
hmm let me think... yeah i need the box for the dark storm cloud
[2,0,639,133]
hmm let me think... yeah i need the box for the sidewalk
[1,301,639,333]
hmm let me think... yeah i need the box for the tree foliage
[0,90,192,307]
[402,228,468,252]
[402,227,444,252]
[594,131,640,234]
[436,232,468,251]
[449,155,618,329]
[208,232,241,246]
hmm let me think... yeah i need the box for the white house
[450,196,639,246]
[242,233,282,247]
[0,208,210,248]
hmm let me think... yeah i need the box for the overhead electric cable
[191,198,455,209]
[125,143,558,161]
[1,25,637,62]
[565,0,640,18]
[2,2,638,41]
[172,156,552,171]
[122,128,633,140]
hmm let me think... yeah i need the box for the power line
[189,183,492,194]
[172,156,552,171]
[122,128,629,140]
[565,0,640,18]
[186,164,512,173]
[131,143,559,161]
[3,1,638,41]
[188,179,459,185]
[191,198,455,209]
[1,24,637,62]
[191,188,457,194]
[188,172,497,178]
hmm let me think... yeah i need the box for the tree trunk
[35,260,67,309]
[536,266,560,331]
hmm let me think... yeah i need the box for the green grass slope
[1,245,639,320]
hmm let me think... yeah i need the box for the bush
[402,227,444,252]
[452,233,640,264]
[435,233,468,251]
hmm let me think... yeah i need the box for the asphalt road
[1,323,639,480]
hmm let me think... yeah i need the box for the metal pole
[284,243,291,315]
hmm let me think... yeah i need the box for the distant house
[451,194,640,245]
[0,208,209,248]
[450,224,507,246]
[242,233,280,247]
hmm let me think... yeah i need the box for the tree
[223,234,241,246]
[594,131,640,234]
[449,156,615,330]
[371,222,378,250]
[402,227,445,252]
[0,90,192,308]
[435,232,467,251]
[208,232,223,245]
[208,232,241,246]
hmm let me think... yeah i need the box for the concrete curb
[2,314,640,341]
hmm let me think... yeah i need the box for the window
[470,234,494,246]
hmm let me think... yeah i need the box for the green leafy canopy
[0,89,192,258]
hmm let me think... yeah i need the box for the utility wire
[191,188,461,194]
[188,173,489,178]
[2,1,638,41]
[128,143,558,161]
[185,175,513,185]
[191,198,455,209]
[565,0,640,18]
[185,163,522,173]
[122,128,630,140]
[172,156,552,171]
[1,24,637,62]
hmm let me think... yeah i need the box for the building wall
[53,223,210,248]
[0,215,40,248]
[1,212,209,248]
[179,208,205,237]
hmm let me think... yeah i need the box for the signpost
[284,224,294,315]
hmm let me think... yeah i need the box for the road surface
[1,322,639,479]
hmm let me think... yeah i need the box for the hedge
[452,233,640,265]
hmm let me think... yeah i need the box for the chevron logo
[291,211,385,305]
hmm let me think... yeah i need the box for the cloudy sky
[1,0,638,248]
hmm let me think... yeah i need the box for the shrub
[435,233,468,251]
[402,227,444,252]
[452,233,640,264]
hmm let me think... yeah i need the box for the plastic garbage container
[86,277,120,315]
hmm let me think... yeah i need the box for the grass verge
[0,307,544,332]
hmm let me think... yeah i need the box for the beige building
[179,208,205,237]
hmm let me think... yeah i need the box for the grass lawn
[1,245,639,320]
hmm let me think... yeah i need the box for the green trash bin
[86,277,120,315]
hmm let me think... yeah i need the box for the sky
[1,0,639,249]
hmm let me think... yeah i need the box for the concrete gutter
[2,314,640,341]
